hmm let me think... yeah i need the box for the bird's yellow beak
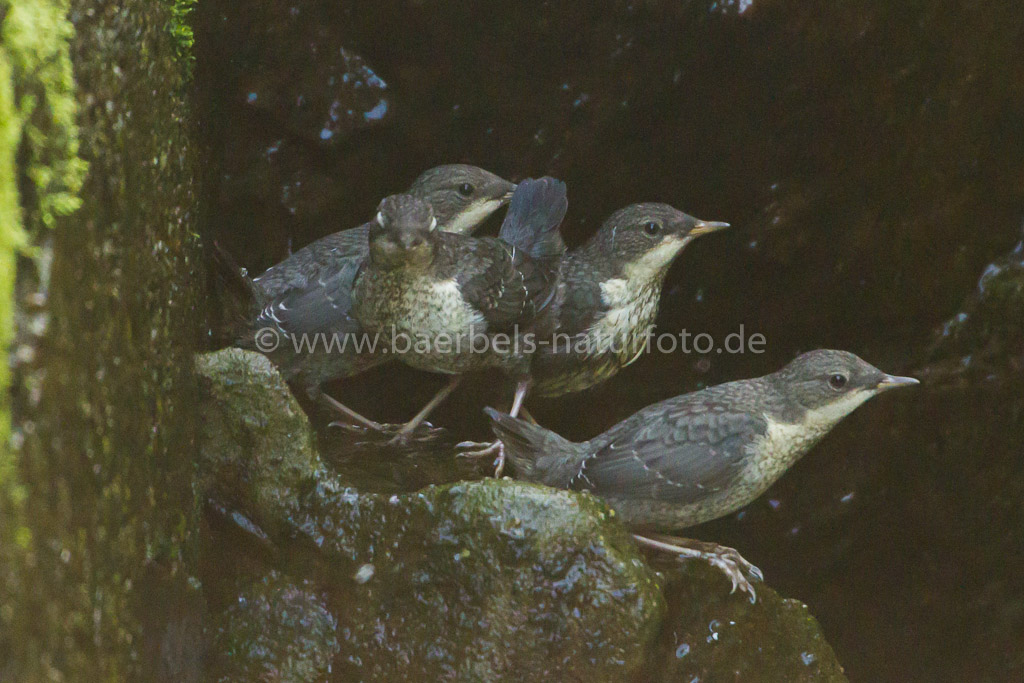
[877,374,920,390]
[690,220,730,237]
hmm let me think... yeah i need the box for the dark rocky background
[3,0,1021,680]
[199,0,1024,680]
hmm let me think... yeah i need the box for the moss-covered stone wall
[0,0,85,448]
[0,0,202,679]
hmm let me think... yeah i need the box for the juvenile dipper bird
[487,349,919,599]
[531,203,728,398]
[235,165,516,429]
[352,178,568,441]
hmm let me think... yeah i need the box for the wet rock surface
[925,226,1024,385]
[308,480,662,681]
[194,1,1024,679]
[195,0,394,272]
[210,571,340,683]
[196,349,847,681]
[195,349,324,531]
[648,566,846,682]
[222,1,390,145]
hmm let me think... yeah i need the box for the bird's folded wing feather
[558,260,608,335]
[249,226,371,339]
[253,259,364,338]
[452,238,533,331]
[573,399,767,506]
[252,224,370,298]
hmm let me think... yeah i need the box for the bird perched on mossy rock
[353,178,568,444]
[488,349,919,600]
[224,165,516,430]
[529,203,728,398]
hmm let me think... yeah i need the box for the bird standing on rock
[459,202,727,471]
[487,349,919,600]
[530,203,729,399]
[352,178,568,445]
[233,165,516,430]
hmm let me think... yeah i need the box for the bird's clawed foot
[632,533,763,603]
[385,430,413,447]
[384,376,463,446]
[384,421,446,447]
[319,386,453,446]
[328,418,446,446]
[320,392,384,432]
[702,545,763,601]
[455,439,507,477]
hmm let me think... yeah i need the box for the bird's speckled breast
[353,270,487,373]
[535,278,661,396]
[740,389,874,493]
[712,394,874,525]
[591,276,661,361]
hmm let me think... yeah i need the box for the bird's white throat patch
[802,388,876,429]
[744,388,876,495]
[592,236,690,350]
[444,198,502,235]
[621,235,691,284]
[759,389,875,463]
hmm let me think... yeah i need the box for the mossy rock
[197,348,847,681]
[211,570,340,683]
[646,565,847,681]
[195,348,324,533]
[297,478,664,681]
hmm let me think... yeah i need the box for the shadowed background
[199,1,1024,680]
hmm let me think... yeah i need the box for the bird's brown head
[368,194,436,270]
[588,203,729,283]
[408,164,516,234]
[771,349,919,420]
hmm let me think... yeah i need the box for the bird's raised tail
[497,177,568,262]
[212,240,261,303]
[209,240,262,346]
[485,407,588,486]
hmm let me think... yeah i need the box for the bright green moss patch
[0,54,26,459]
[0,0,84,464]
[167,0,197,65]
[0,0,86,233]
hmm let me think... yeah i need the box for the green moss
[0,0,86,232]
[0,0,202,679]
[195,349,326,532]
[0,55,25,467]
[0,0,84,456]
[167,0,197,66]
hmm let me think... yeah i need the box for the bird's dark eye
[643,221,661,236]
[458,183,474,197]
[828,374,848,390]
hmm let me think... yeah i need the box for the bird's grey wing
[573,399,767,506]
[252,257,365,339]
[558,262,607,334]
[252,224,371,298]
[451,237,534,331]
